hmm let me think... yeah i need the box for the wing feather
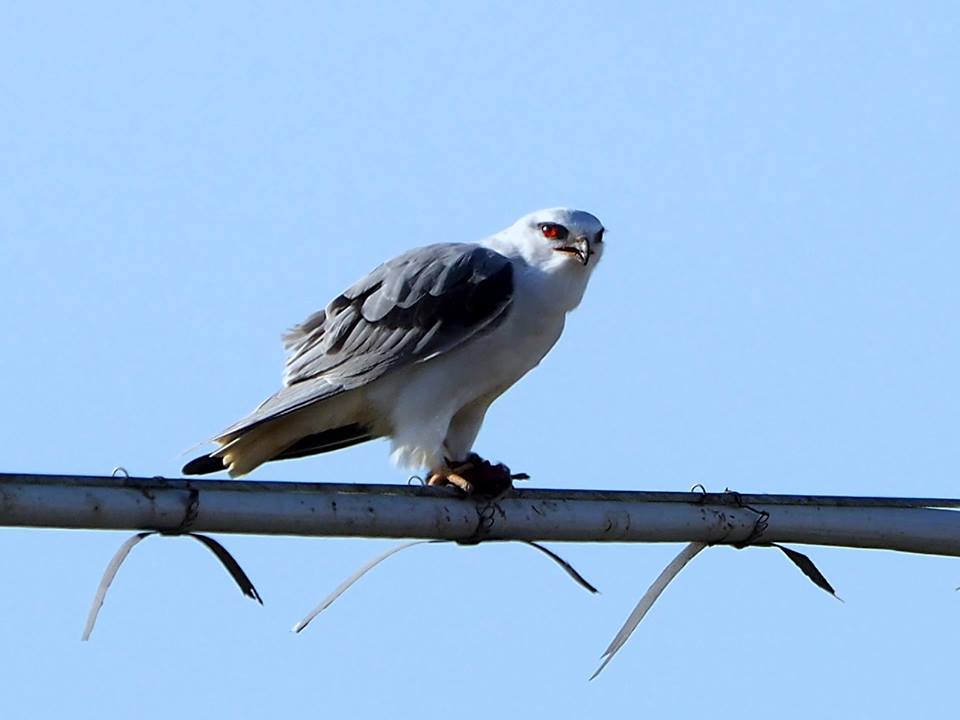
[216,243,513,439]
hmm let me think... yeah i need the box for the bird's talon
[427,455,519,496]
[445,473,475,494]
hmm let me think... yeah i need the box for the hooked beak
[558,236,592,266]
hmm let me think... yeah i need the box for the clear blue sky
[2,2,958,717]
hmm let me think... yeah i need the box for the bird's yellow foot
[427,454,524,496]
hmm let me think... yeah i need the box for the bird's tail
[182,421,375,477]
[182,453,226,475]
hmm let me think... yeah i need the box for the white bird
[184,208,605,493]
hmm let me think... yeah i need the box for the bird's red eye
[540,223,568,240]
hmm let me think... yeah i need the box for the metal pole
[2,473,960,556]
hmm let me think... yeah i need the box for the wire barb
[81,531,262,640]
[769,543,842,600]
[591,542,707,680]
[293,538,599,635]
[188,534,264,604]
[520,541,599,594]
[81,532,151,641]
[293,540,441,633]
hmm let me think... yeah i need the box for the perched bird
[183,208,605,493]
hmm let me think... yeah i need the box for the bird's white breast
[365,255,578,469]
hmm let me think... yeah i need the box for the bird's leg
[427,453,520,496]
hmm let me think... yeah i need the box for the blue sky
[1,2,958,717]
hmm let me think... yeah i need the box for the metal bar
[1,473,959,556]
[4,473,960,507]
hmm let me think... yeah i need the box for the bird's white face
[500,208,606,272]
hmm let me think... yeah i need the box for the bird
[183,207,605,493]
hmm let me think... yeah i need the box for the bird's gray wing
[216,243,514,439]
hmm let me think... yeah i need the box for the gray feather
[217,243,514,439]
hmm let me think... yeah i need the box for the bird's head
[497,208,606,272]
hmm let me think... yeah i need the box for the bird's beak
[569,236,592,266]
